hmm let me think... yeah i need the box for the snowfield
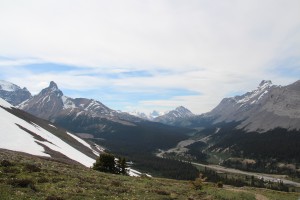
[0,98,95,167]
[0,80,19,91]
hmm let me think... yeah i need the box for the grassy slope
[0,149,299,200]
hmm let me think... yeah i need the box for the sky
[0,0,299,114]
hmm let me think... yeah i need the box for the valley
[1,1,300,199]
[192,162,300,188]
[1,79,300,198]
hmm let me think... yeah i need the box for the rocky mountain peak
[258,80,272,91]
[23,87,29,91]
[40,81,63,97]
[0,80,32,106]
[0,80,20,91]
[153,106,194,125]
[49,81,58,89]
[19,81,64,120]
[175,106,193,114]
[259,80,272,87]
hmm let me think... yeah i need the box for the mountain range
[18,81,141,125]
[129,106,194,125]
[157,80,300,175]
[1,79,300,178]
[0,80,194,178]
[129,110,166,120]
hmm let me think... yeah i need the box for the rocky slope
[206,80,300,132]
[164,80,300,171]
[0,80,32,106]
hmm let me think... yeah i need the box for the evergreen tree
[120,157,127,175]
[116,157,127,175]
[93,153,117,173]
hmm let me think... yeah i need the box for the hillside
[0,98,99,166]
[1,149,299,200]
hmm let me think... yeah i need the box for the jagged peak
[49,81,58,89]
[259,80,272,87]
[23,87,29,91]
[39,81,63,97]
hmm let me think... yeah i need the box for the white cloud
[0,0,299,113]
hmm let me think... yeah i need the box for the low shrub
[217,181,223,188]
[191,174,207,190]
[3,167,20,174]
[0,159,14,167]
[23,163,41,172]
[111,180,122,187]
[37,177,49,183]
[8,178,37,191]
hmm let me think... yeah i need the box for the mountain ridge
[0,80,32,106]
[207,80,300,132]
[19,81,142,125]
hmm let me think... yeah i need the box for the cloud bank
[0,0,299,113]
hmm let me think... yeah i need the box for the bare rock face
[0,80,32,106]
[19,81,64,120]
[239,80,300,132]
[207,80,300,132]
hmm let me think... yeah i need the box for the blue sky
[0,0,299,114]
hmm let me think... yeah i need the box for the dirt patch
[255,193,269,200]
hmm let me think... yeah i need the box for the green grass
[0,149,299,200]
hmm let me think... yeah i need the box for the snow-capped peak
[0,80,20,92]
[40,81,63,97]
[258,80,272,89]
[234,80,273,105]
[175,106,191,113]
[49,81,58,89]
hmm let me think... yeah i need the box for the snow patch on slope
[0,98,95,167]
[66,132,100,156]
[0,98,13,108]
[236,81,272,106]
[62,96,76,109]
